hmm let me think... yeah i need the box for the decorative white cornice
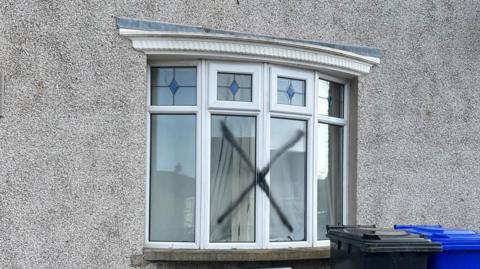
[118,21,381,76]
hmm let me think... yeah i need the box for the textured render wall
[0,0,479,268]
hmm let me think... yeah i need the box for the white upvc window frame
[312,72,350,247]
[208,62,262,111]
[203,61,264,249]
[264,112,315,249]
[145,60,203,249]
[145,60,349,249]
[269,65,315,116]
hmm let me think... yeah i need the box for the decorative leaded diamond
[229,79,239,96]
[286,84,295,100]
[169,79,179,94]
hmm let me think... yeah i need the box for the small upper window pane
[151,67,197,106]
[318,79,344,118]
[277,77,306,106]
[217,73,252,102]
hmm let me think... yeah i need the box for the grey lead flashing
[116,17,382,58]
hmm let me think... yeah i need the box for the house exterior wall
[0,1,479,268]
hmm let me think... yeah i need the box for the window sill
[142,247,330,262]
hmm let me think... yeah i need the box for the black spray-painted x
[217,121,305,233]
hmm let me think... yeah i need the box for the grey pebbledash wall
[0,1,479,268]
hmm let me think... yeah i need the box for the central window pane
[210,115,256,242]
[270,118,307,242]
[217,72,253,102]
[277,77,306,106]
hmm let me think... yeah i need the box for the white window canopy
[117,17,381,77]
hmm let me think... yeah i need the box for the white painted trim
[312,73,319,244]
[119,28,379,75]
[316,115,347,126]
[342,83,350,225]
[315,240,331,248]
[260,63,269,248]
[200,59,208,249]
[147,106,199,113]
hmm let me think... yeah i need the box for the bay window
[118,15,380,254]
[146,61,348,249]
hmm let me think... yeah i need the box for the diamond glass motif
[217,73,252,102]
[229,79,240,96]
[277,77,305,106]
[168,78,179,95]
[286,84,295,100]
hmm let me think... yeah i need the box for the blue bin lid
[395,225,480,250]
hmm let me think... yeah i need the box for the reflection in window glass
[277,77,306,106]
[318,80,344,118]
[270,118,307,242]
[150,115,196,242]
[210,115,256,242]
[317,123,343,240]
[217,73,252,102]
[151,67,197,106]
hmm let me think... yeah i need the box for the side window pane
[150,115,196,242]
[210,115,256,242]
[277,77,306,106]
[217,73,252,102]
[317,123,343,240]
[151,67,197,106]
[270,118,307,241]
[318,80,344,118]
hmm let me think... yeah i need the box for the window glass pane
[318,79,344,118]
[317,123,343,240]
[217,73,252,102]
[270,118,307,241]
[174,87,197,106]
[151,67,196,106]
[150,114,196,242]
[210,115,256,242]
[277,77,306,106]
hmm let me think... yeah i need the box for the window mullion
[200,59,208,249]
[342,82,350,225]
[312,71,319,246]
[260,62,269,249]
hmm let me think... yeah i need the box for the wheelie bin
[327,225,442,269]
[395,224,480,269]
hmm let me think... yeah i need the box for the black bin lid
[327,226,442,253]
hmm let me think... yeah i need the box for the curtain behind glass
[210,115,256,242]
[270,118,307,242]
[317,123,343,240]
[150,114,196,242]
